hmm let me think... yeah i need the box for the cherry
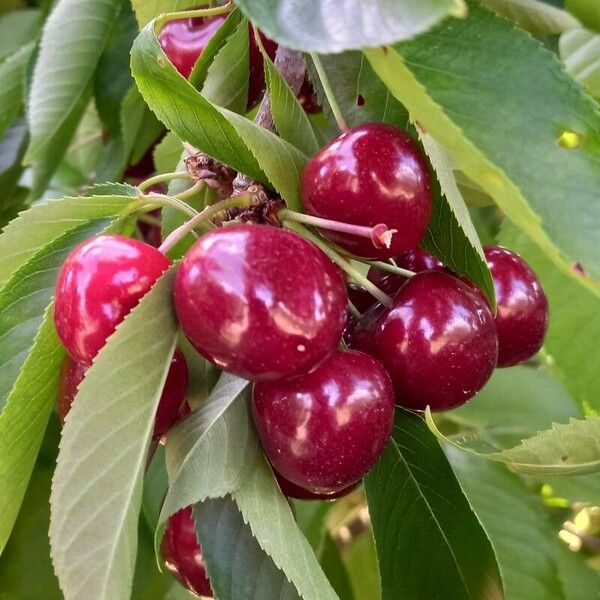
[347,283,376,313]
[274,470,358,501]
[344,301,386,351]
[56,350,189,439]
[357,271,497,411]
[174,224,347,381]
[158,16,276,108]
[54,235,170,365]
[397,248,444,273]
[161,507,212,598]
[252,349,394,494]
[301,123,432,259]
[484,245,548,367]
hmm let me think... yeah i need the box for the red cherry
[174,224,347,381]
[56,350,189,439]
[347,283,376,313]
[301,123,432,259]
[344,301,386,350]
[484,245,548,367]
[358,271,498,412]
[161,507,213,598]
[274,470,358,501]
[158,15,227,79]
[54,235,170,365]
[252,349,394,494]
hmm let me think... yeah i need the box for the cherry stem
[159,2,233,24]
[310,53,349,133]
[138,193,198,219]
[158,194,255,254]
[365,260,416,279]
[348,301,361,320]
[278,208,396,249]
[137,171,193,193]
[282,220,393,308]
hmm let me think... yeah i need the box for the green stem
[283,220,392,307]
[159,2,233,23]
[158,194,255,254]
[364,260,416,279]
[137,171,192,193]
[138,193,199,219]
[175,179,206,201]
[348,301,361,320]
[310,54,349,132]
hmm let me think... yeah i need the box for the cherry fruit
[252,349,394,494]
[274,470,358,501]
[484,245,548,367]
[56,350,189,439]
[174,224,347,381]
[161,507,212,598]
[358,271,498,411]
[301,123,432,259]
[54,235,170,365]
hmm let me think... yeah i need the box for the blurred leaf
[365,409,503,600]
[153,132,183,174]
[132,0,209,28]
[142,446,168,532]
[481,0,579,34]
[365,3,600,282]
[498,223,600,413]
[320,533,355,600]
[195,496,302,600]
[0,8,40,61]
[0,194,137,288]
[0,118,28,208]
[131,17,306,210]
[234,456,339,600]
[343,532,381,600]
[264,51,319,156]
[543,474,600,505]
[0,43,33,140]
[566,0,600,31]
[292,500,334,551]
[450,450,599,599]
[560,27,600,97]
[26,0,121,163]
[50,268,178,600]
[0,309,64,554]
[428,409,600,475]
[234,0,466,53]
[201,17,249,112]
[447,367,581,448]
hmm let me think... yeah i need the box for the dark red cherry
[274,470,358,501]
[252,349,394,494]
[297,76,321,114]
[347,283,376,313]
[484,245,548,367]
[359,271,498,412]
[161,507,212,598]
[301,123,432,259]
[56,350,189,439]
[54,235,170,365]
[343,301,386,350]
[158,15,227,79]
[174,224,347,381]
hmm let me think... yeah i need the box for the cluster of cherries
[49,14,548,599]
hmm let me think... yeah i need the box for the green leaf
[49,268,178,600]
[132,0,209,28]
[427,409,600,475]
[365,3,600,282]
[364,409,503,600]
[234,0,467,53]
[153,132,183,174]
[234,456,340,600]
[0,44,33,141]
[0,309,64,553]
[201,17,249,112]
[560,28,600,97]
[292,501,334,551]
[195,497,302,600]
[0,118,28,209]
[418,131,495,306]
[446,366,582,448]
[160,374,259,529]
[450,451,599,599]
[0,8,41,62]
[319,533,356,600]
[566,0,600,31]
[0,220,112,409]
[498,223,600,413]
[131,17,306,210]
[0,194,137,288]
[265,53,319,156]
[543,474,600,505]
[26,0,121,163]
[343,532,381,600]
[481,0,579,34]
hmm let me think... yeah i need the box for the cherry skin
[274,470,358,501]
[484,245,548,367]
[301,123,432,259]
[56,350,189,439]
[54,235,170,365]
[357,271,498,412]
[252,349,394,494]
[347,283,376,313]
[174,224,347,381]
[161,507,213,598]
